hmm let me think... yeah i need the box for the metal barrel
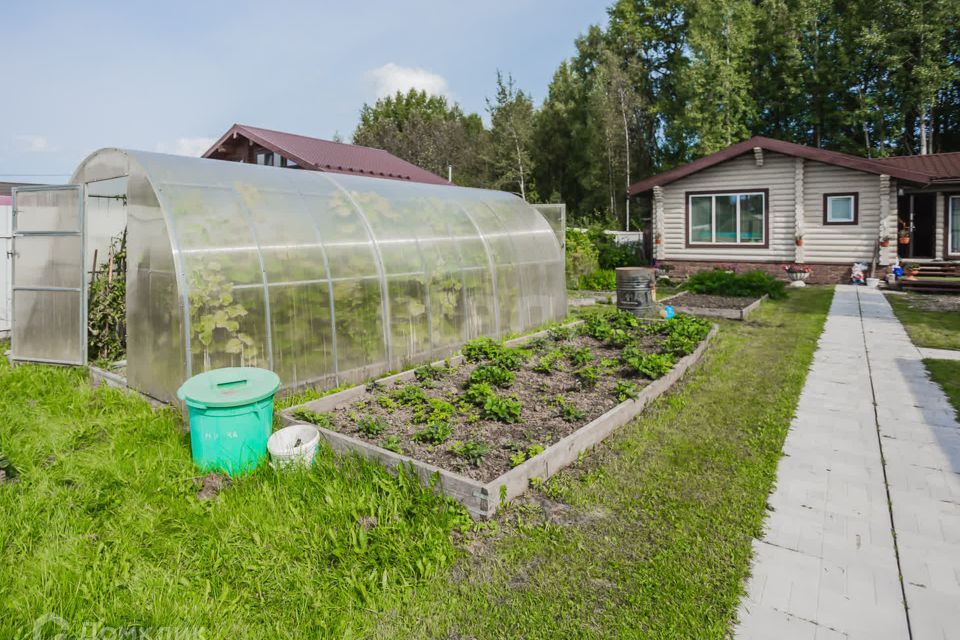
[616,267,656,315]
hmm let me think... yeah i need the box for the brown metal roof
[204,124,449,185]
[871,152,960,181]
[628,136,933,195]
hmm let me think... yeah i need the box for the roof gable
[204,124,449,186]
[629,136,932,195]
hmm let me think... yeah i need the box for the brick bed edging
[281,323,719,519]
[660,260,888,285]
[667,292,767,321]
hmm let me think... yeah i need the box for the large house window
[823,192,859,225]
[688,191,765,245]
[950,196,960,255]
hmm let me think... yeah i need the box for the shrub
[565,229,600,284]
[482,394,523,423]
[450,440,490,466]
[683,269,786,300]
[290,408,334,429]
[469,364,515,388]
[412,421,454,445]
[622,349,675,379]
[578,269,617,291]
[588,227,643,270]
[356,416,388,437]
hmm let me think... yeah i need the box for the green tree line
[353,0,960,228]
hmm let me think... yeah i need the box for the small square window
[824,193,858,225]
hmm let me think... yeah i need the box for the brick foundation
[658,259,887,285]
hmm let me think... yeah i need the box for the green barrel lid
[176,367,281,408]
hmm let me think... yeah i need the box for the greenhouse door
[10,185,86,365]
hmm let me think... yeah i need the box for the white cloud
[14,134,51,152]
[155,137,216,157]
[366,63,450,99]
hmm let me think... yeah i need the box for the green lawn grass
[0,360,470,639]
[372,287,834,639]
[924,359,960,418]
[0,287,833,639]
[886,293,960,350]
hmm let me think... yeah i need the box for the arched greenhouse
[10,150,566,404]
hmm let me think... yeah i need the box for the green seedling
[412,421,453,445]
[450,440,490,467]
[356,416,388,437]
[290,408,334,429]
[379,435,403,454]
[468,364,515,388]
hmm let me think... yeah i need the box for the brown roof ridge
[628,136,931,195]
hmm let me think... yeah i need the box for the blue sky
[0,0,609,182]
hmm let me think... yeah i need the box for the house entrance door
[898,193,937,259]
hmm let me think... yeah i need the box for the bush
[683,269,786,300]
[565,229,600,284]
[578,269,617,291]
[588,227,642,270]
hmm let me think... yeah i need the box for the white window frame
[825,194,856,224]
[687,191,766,246]
[950,195,960,256]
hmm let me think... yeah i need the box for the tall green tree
[353,89,490,187]
[486,71,537,200]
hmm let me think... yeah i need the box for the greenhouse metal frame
[11,149,566,403]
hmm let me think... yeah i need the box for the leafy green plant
[414,364,448,384]
[492,347,527,371]
[482,394,522,423]
[468,364,515,388]
[553,395,586,422]
[510,443,546,468]
[622,349,675,379]
[659,315,712,356]
[548,325,576,342]
[578,269,617,291]
[462,337,502,362]
[379,435,403,454]
[413,421,454,445]
[573,365,603,388]
[565,228,600,285]
[88,229,127,363]
[392,384,428,407]
[376,394,398,413]
[290,408,334,429]
[356,416,388,437]
[533,349,565,374]
[412,398,456,425]
[188,257,258,367]
[463,382,496,407]
[563,345,593,367]
[614,380,640,402]
[450,440,491,467]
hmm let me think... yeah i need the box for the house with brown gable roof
[630,137,960,283]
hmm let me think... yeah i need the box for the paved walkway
[736,285,960,640]
[918,347,960,361]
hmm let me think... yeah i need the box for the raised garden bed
[667,292,766,321]
[282,310,716,517]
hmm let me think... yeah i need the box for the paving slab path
[736,285,960,640]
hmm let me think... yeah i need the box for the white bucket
[268,424,320,469]
[866,277,880,288]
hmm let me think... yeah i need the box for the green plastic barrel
[176,367,281,475]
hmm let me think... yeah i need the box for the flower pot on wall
[880,239,890,247]
[899,236,910,245]
[795,238,804,247]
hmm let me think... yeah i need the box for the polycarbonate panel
[13,235,83,288]
[161,184,268,373]
[236,181,336,387]
[125,170,184,404]
[14,188,81,232]
[485,194,565,325]
[12,290,81,361]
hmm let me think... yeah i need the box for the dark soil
[670,293,758,310]
[195,473,230,500]
[325,332,663,483]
